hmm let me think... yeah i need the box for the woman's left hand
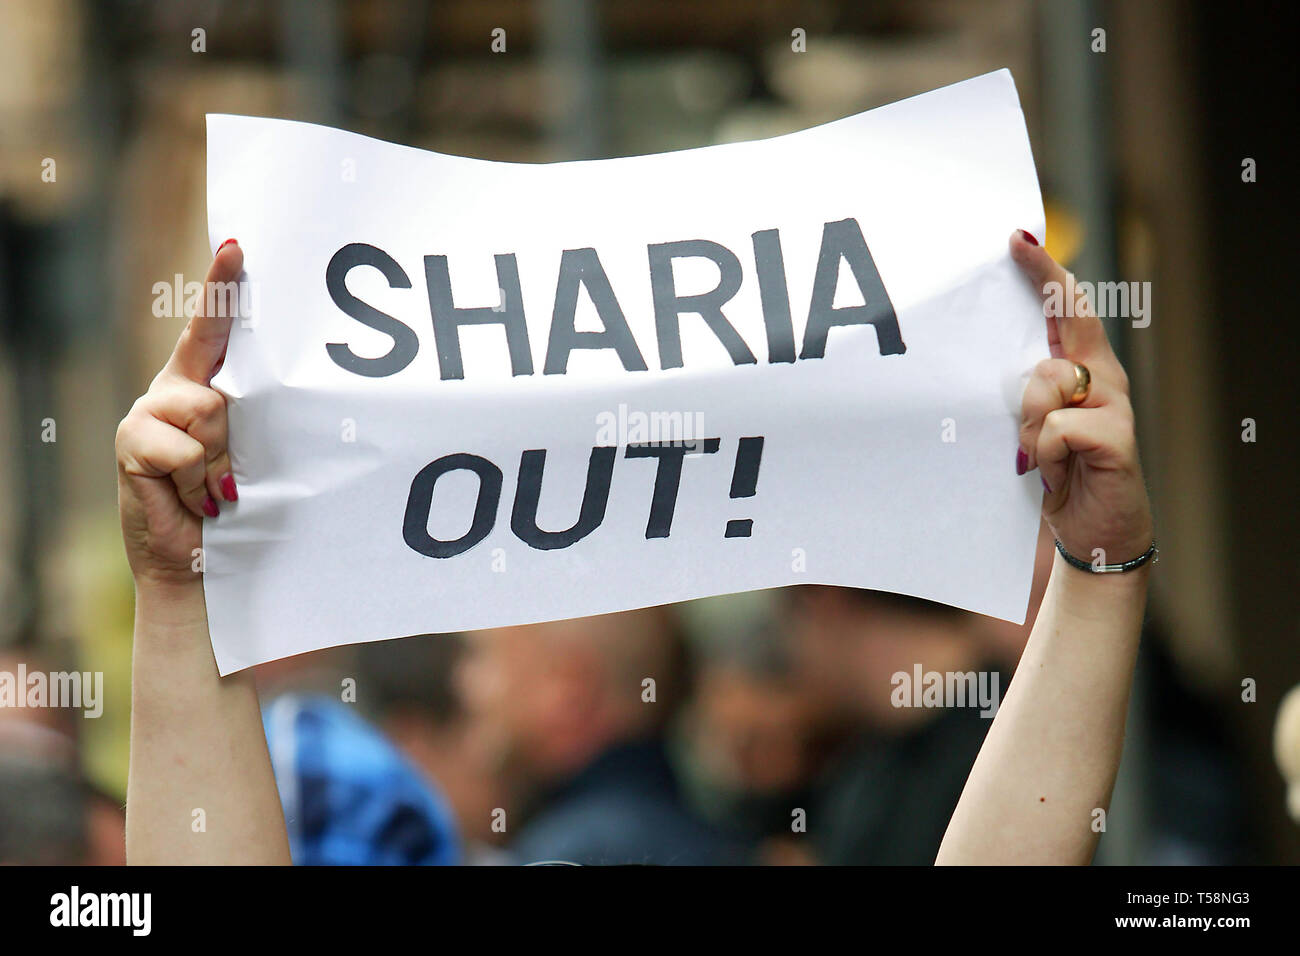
[1011,229,1154,566]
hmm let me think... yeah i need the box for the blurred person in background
[261,692,461,866]
[0,736,127,866]
[243,643,467,865]
[791,526,1248,865]
[676,599,830,864]
[0,741,89,865]
[1127,629,1250,864]
[0,650,125,865]
[354,634,512,863]
[457,607,750,864]
[786,586,1004,865]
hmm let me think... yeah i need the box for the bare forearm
[126,581,291,865]
[936,553,1148,864]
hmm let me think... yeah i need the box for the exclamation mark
[725,436,764,538]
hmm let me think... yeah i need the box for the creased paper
[203,69,1048,674]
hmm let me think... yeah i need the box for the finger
[165,238,244,384]
[1018,358,1118,473]
[138,380,235,504]
[1035,406,1136,498]
[117,411,214,519]
[1009,231,1122,376]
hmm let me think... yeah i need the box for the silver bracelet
[1055,539,1158,573]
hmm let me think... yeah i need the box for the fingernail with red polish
[218,238,238,252]
[1041,476,1052,493]
[1018,229,1039,246]
[202,495,220,518]
[219,473,238,502]
[1016,448,1028,475]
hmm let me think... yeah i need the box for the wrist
[1051,510,1155,576]
[1048,549,1150,625]
[133,575,209,635]
[134,565,203,596]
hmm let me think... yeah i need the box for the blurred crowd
[1,523,1254,865]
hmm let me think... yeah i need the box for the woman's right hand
[115,239,242,588]
[119,241,292,866]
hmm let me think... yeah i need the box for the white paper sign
[203,69,1047,675]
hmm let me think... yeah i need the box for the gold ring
[1069,362,1091,405]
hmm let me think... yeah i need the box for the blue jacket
[262,695,461,866]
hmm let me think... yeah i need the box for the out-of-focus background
[0,0,1295,865]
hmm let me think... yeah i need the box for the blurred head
[691,661,818,796]
[785,585,979,728]
[456,607,684,785]
[355,634,507,845]
[678,596,823,798]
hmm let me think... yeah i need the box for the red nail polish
[1017,229,1039,246]
[1041,476,1052,493]
[218,238,238,252]
[202,495,220,518]
[219,473,238,502]
[1015,448,1028,475]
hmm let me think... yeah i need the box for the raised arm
[936,231,1154,865]
[117,240,291,865]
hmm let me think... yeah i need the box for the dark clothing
[809,703,994,865]
[510,739,749,865]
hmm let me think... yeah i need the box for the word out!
[326,218,904,380]
[403,437,765,558]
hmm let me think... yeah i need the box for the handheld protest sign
[203,69,1047,674]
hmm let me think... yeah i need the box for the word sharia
[324,216,906,380]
